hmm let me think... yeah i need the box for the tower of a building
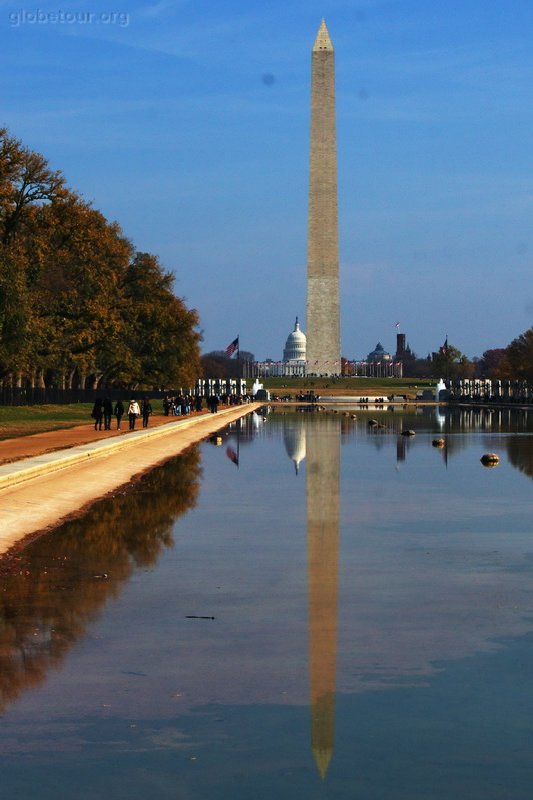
[396,333,406,359]
[306,19,340,377]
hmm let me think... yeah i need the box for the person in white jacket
[128,398,141,430]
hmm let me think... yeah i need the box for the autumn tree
[201,352,229,378]
[200,350,248,379]
[118,252,201,389]
[477,348,510,379]
[0,128,67,245]
[400,349,432,378]
[26,197,133,388]
[505,327,533,380]
[0,128,202,390]
[0,247,32,379]
[431,343,474,380]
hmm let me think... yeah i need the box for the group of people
[162,394,202,417]
[91,391,251,432]
[91,397,153,431]
[161,392,250,417]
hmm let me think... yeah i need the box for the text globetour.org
[9,10,130,27]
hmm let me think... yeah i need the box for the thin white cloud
[136,0,190,20]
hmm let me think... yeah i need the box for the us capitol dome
[253,317,307,377]
[283,317,307,363]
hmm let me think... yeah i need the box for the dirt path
[0,411,208,465]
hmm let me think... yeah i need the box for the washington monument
[306,19,340,377]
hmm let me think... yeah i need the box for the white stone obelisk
[306,19,340,377]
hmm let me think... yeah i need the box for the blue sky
[1,0,532,360]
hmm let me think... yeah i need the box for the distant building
[395,333,406,359]
[367,342,392,363]
[283,317,306,363]
[254,318,307,377]
[342,341,403,377]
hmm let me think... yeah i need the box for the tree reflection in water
[506,436,533,481]
[0,446,201,712]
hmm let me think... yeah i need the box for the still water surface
[0,406,532,799]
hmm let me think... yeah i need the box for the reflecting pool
[1,406,533,799]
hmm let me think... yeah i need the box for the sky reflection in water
[0,407,532,798]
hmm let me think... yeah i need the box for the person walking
[102,396,113,430]
[141,397,152,428]
[114,399,125,430]
[91,398,103,431]
[128,398,140,430]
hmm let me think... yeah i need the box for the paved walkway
[0,404,258,558]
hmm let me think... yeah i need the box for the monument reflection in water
[1,407,533,798]
[305,415,339,778]
[281,405,533,786]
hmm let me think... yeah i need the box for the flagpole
[445,333,449,386]
[237,416,240,470]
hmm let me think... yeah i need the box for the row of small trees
[427,330,533,381]
[0,128,201,391]
[476,329,533,380]
[398,328,533,381]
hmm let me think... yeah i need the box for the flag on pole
[395,321,400,329]
[226,445,239,468]
[225,336,239,358]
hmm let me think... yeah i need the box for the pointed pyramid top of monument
[313,18,334,52]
